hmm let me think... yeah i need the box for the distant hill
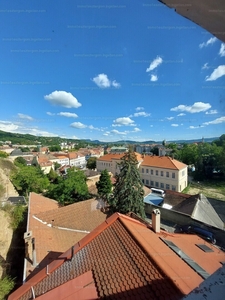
[0,130,219,146]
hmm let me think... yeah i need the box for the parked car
[180,225,216,244]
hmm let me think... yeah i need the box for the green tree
[49,145,61,152]
[10,165,49,197]
[0,151,8,158]
[14,156,27,167]
[47,168,59,183]
[54,162,61,170]
[86,157,97,169]
[96,169,112,202]
[109,148,145,218]
[19,147,30,152]
[150,146,158,156]
[46,168,89,205]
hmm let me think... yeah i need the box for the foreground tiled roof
[34,198,108,232]
[9,213,225,300]
[141,155,187,170]
[24,194,107,279]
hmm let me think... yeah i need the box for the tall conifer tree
[96,169,112,201]
[110,148,145,218]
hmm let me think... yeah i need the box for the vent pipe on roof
[152,209,161,233]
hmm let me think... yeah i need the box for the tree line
[10,148,146,218]
[164,134,225,180]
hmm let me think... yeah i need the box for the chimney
[152,209,161,233]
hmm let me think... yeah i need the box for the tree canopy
[96,169,112,201]
[10,165,49,197]
[109,148,145,218]
[86,157,97,170]
[45,168,90,205]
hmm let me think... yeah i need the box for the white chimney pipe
[152,209,161,233]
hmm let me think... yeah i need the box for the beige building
[97,153,188,192]
[140,155,188,192]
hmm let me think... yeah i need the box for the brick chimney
[152,209,161,233]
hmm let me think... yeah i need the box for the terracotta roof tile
[141,156,187,170]
[98,152,143,162]
[34,198,107,231]
[9,212,225,300]
[24,194,107,280]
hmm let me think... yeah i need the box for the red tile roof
[24,193,107,279]
[9,212,225,300]
[98,152,143,162]
[141,155,187,170]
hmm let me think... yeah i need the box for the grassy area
[0,158,17,173]
[0,276,15,300]
[0,204,27,230]
[0,182,5,198]
[183,179,225,201]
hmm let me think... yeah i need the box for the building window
[166,172,169,178]
[146,179,149,185]
[151,169,153,175]
[172,185,176,191]
[142,168,144,173]
[146,169,149,173]
[142,179,144,183]
[151,181,154,186]
[161,171,163,176]
[160,183,164,189]
[166,184,170,190]
[156,170,158,176]
[155,182,159,187]
[182,170,185,176]
[172,173,175,179]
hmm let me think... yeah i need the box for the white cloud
[189,125,204,129]
[171,124,179,127]
[133,127,141,132]
[205,110,218,115]
[70,122,87,129]
[166,117,174,120]
[219,43,225,57]
[177,113,186,116]
[111,129,127,135]
[27,128,58,137]
[136,107,144,111]
[171,102,211,113]
[132,112,150,117]
[111,80,120,88]
[202,63,209,70]
[92,73,120,89]
[150,74,158,82]
[0,121,19,132]
[205,65,225,81]
[199,37,217,48]
[88,125,100,131]
[44,90,81,108]
[46,112,55,116]
[113,117,135,126]
[0,120,57,136]
[203,116,225,125]
[58,112,78,118]
[146,56,163,72]
[18,113,33,121]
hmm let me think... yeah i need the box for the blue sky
[0,0,225,142]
